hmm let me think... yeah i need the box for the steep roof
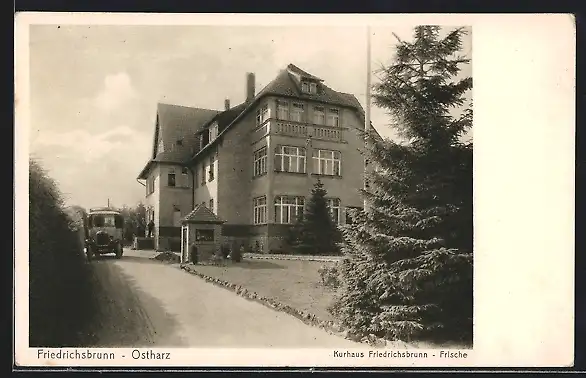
[137,103,219,179]
[182,203,225,224]
[253,68,361,109]
[154,103,219,160]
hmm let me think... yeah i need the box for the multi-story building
[137,64,370,253]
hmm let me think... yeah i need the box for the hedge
[29,159,94,347]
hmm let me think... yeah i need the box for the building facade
[138,64,369,253]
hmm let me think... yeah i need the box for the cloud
[31,125,150,164]
[95,72,138,111]
[30,125,153,208]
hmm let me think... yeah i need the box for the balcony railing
[275,121,308,137]
[312,126,342,141]
[273,120,343,142]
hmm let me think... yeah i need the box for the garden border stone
[245,253,343,263]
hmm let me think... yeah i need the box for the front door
[173,208,182,227]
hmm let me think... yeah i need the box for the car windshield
[90,214,118,227]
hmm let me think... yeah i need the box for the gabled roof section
[182,204,226,224]
[155,103,219,158]
[254,67,361,109]
[139,103,219,179]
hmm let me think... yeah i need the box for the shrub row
[29,159,93,347]
[179,264,399,348]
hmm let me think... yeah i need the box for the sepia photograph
[15,13,574,369]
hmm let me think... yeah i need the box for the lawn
[188,258,339,322]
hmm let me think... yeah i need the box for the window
[146,208,155,223]
[253,146,268,177]
[146,176,155,195]
[157,138,164,154]
[209,123,219,141]
[310,82,317,94]
[176,139,183,146]
[313,106,325,125]
[291,103,304,122]
[275,146,306,173]
[209,199,214,214]
[103,215,115,227]
[195,229,214,242]
[181,167,189,187]
[327,108,340,127]
[253,196,267,224]
[327,198,341,224]
[194,167,199,188]
[115,215,124,228]
[201,131,210,147]
[256,103,269,126]
[168,168,176,187]
[89,214,117,228]
[208,155,215,182]
[200,163,206,186]
[312,149,341,176]
[274,196,305,224]
[302,82,309,93]
[276,100,289,120]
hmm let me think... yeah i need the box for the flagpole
[366,25,372,134]
[364,26,372,209]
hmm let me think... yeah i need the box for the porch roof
[182,204,226,224]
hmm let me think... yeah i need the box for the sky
[28,23,471,210]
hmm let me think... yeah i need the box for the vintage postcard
[14,13,575,369]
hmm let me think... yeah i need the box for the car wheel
[115,243,123,259]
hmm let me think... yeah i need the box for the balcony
[273,120,344,142]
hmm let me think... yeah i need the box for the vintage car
[84,207,124,260]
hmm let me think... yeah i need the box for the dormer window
[209,122,219,141]
[310,82,317,94]
[201,130,210,147]
[302,81,317,94]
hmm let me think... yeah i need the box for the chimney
[224,98,230,110]
[246,72,255,101]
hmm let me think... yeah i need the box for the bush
[221,245,230,259]
[29,159,93,347]
[231,246,243,263]
[318,264,341,289]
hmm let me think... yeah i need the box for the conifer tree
[331,26,473,344]
[288,179,341,255]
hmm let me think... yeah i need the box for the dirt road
[78,249,359,348]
